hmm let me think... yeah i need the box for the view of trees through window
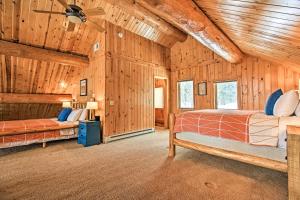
[216,81,238,109]
[178,80,194,109]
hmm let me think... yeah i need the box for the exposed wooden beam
[105,0,187,42]
[137,0,243,63]
[0,40,89,67]
[0,93,72,104]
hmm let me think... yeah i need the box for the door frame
[154,76,169,129]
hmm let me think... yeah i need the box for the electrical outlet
[109,100,114,106]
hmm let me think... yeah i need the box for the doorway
[154,77,168,129]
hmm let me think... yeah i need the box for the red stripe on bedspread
[173,110,255,143]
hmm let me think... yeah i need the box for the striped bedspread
[0,119,78,149]
[174,110,255,143]
[0,119,73,134]
[173,109,299,148]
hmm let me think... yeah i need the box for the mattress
[176,132,287,162]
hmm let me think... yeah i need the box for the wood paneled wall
[104,22,170,137]
[171,36,300,113]
[0,56,82,120]
[0,55,82,94]
[0,104,61,121]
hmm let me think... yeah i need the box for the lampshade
[62,101,72,108]
[86,101,98,110]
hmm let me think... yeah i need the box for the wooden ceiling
[195,0,300,65]
[0,55,81,94]
[1,0,299,76]
[0,0,182,51]
[0,0,101,56]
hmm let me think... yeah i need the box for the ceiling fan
[33,0,106,32]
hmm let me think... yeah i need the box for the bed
[0,118,78,149]
[0,103,86,149]
[169,109,300,198]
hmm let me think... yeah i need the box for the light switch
[109,100,114,106]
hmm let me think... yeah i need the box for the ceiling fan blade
[86,19,105,32]
[84,7,105,17]
[67,21,76,32]
[57,0,72,10]
[33,10,65,15]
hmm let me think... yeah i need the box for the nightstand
[78,121,101,147]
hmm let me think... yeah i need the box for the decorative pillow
[67,109,83,122]
[79,109,87,121]
[264,89,283,115]
[58,108,72,121]
[273,90,299,117]
[294,102,300,116]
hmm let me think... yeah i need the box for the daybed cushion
[273,90,299,117]
[264,89,283,115]
[67,109,83,122]
[79,109,87,121]
[58,108,72,121]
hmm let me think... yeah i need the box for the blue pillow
[58,108,72,121]
[265,89,283,115]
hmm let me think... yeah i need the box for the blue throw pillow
[265,89,283,115]
[58,108,72,121]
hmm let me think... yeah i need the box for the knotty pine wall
[0,55,82,120]
[104,22,170,137]
[76,32,106,116]
[170,36,300,113]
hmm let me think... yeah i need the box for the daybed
[169,109,300,199]
[0,103,86,149]
[0,118,78,149]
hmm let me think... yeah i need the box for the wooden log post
[287,126,300,199]
[169,113,176,157]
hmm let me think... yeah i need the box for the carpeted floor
[0,130,287,200]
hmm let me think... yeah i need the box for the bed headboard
[72,102,86,109]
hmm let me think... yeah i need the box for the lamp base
[88,109,95,121]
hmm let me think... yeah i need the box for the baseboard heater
[104,128,154,143]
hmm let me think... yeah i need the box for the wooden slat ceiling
[0,55,82,94]
[0,0,179,52]
[0,0,178,95]
[194,0,300,65]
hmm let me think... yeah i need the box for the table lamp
[62,101,72,108]
[86,101,98,120]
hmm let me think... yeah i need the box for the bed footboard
[169,113,176,157]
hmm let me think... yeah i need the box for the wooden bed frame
[168,113,300,199]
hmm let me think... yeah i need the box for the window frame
[177,80,195,110]
[214,80,239,110]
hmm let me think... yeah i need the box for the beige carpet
[0,130,287,200]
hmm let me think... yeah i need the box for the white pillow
[273,90,299,117]
[67,109,83,122]
[294,102,300,116]
[79,109,87,121]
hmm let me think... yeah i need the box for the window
[178,80,194,109]
[154,87,164,108]
[215,81,238,109]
